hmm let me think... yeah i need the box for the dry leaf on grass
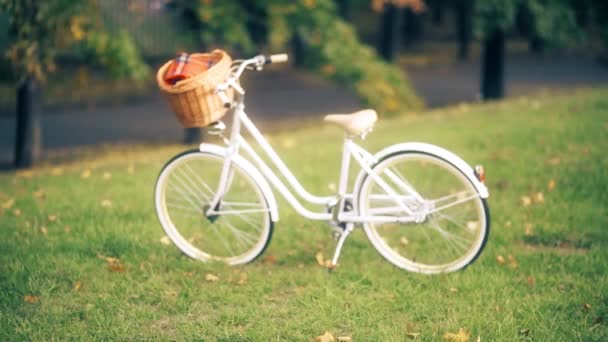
[48,214,58,222]
[548,179,556,191]
[2,199,15,210]
[508,255,518,269]
[337,336,352,342]
[159,236,171,245]
[443,328,470,342]
[33,189,45,199]
[205,273,219,282]
[24,294,39,303]
[108,262,126,273]
[524,223,534,236]
[520,196,532,207]
[406,332,421,339]
[315,251,334,268]
[315,331,335,342]
[545,157,561,166]
[400,236,410,245]
[101,199,112,208]
[13,209,21,217]
[263,255,277,265]
[74,281,82,291]
[81,169,92,179]
[40,226,48,235]
[449,287,458,293]
[496,255,506,265]
[98,255,126,273]
[533,192,544,204]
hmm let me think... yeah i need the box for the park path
[1,51,608,166]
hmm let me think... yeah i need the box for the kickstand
[328,224,354,271]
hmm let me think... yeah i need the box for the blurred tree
[455,0,473,60]
[171,0,423,115]
[475,0,581,100]
[1,0,149,168]
[373,0,425,60]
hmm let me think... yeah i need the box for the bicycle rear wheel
[357,151,489,274]
[155,150,273,265]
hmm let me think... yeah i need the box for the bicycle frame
[205,99,425,226]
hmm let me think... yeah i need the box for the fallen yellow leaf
[337,336,352,342]
[24,294,39,303]
[108,262,126,273]
[496,255,506,265]
[13,209,21,217]
[33,189,45,199]
[548,179,556,191]
[74,281,82,291]
[237,272,248,285]
[524,223,533,236]
[315,251,325,266]
[159,236,171,245]
[520,196,532,207]
[533,192,544,203]
[527,276,535,287]
[545,157,561,166]
[400,236,410,245]
[315,331,335,342]
[80,169,91,179]
[48,214,58,222]
[449,287,458,293]
[205,273,219,282]
[40,226,48,235]
[508,254,518,269]
[1,198,15,209]
[443,328,471,342]
[406,332,421,339]
[101,199,112,208]
[263,255,277,264]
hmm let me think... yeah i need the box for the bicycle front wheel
[155,150,273,265]
[357,151,489,274]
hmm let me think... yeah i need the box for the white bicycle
[154,53,490,274]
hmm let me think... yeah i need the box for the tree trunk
[378,4,401,61]
[456,0,472,60]
[431,0,445,26]
[336,0,350,20]
[183,128,203,145]
[481,29,505,100]
[14,77,42,168]
[291,31,305,68]
[402,8,422,48]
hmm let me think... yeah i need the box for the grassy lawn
[1,88,607,340]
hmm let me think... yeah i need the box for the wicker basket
[157,50,233,128]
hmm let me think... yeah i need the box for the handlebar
[215,53,288,108]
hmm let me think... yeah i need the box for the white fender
[354,142,489,199]
[199,143,280,221]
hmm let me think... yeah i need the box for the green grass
[1,88,607,340]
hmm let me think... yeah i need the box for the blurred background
[1,0,607,169]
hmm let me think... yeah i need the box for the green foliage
[171,0,422,115]
[0,0,149,83]
[80,30,149,81]
[170,0,254,53]
[474,0,581,45]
